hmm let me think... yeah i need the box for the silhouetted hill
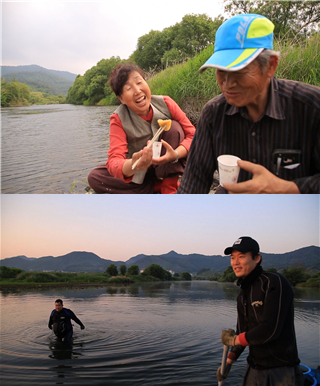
[1,65,77,96]
[126,251,227,273]
[0,252,123,273]
[1,65,77,81]
[126,246,320,273]
[1,246,318,274]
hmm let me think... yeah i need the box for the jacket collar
[237,265,263,290]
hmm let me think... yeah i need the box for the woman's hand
[152,140,179,165]
[122,145,153,177]
[132,146,153,170]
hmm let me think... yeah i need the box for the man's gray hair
[256,49,280,73]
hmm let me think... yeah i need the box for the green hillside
[2,71,74,96]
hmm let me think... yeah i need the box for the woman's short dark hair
[109,63,145,96]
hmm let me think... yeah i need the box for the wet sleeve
[228,345,246,361]
[69,310,84,328]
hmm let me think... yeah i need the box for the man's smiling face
[230,250,261,278]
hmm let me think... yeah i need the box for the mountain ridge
[1,246,319,274]
[1,65,77,96]
[1,65,77,81]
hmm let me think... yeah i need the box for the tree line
[1,264,319,287]
[196,265,320,287]
[65,0,320,106]
[1,78,65,107]
[106,263,192,281]
[0,264,193,285]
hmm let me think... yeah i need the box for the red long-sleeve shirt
[106,96,196,182]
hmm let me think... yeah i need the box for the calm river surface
[1,104,117,194]
[0,281,319,386]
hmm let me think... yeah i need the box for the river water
[0,281,319,386]
[1,104,117,194]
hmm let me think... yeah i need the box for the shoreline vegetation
[1,265,319,291]
[0,265,192,291]
[2,2,319,125]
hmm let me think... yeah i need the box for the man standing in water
[48,299,85,342]
[217,237,303,386]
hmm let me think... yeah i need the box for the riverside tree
[66,56,124,105]
[106,264,118,276]
[219,266,237,283]
[130,14,223,71]
[119,264,127,276]
[180,272,192,281]
[282,266,311,287]
[0,266,23,279]
[1,79,30,107]
[127,265,139,276]
[143,264,172,280]
[223,0,320,37]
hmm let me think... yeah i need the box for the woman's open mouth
[136,96,146,104]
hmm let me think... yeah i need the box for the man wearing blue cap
[218,236,303,386]
[177,14,320,194]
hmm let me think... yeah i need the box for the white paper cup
[152,141,162,159]
[217,155,241,186]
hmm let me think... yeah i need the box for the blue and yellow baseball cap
[199,14,274,73]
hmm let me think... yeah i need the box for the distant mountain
[126,250,228,273]
[1,246,319,274]
[1,65,77,81]
[1,65,77,96]
[0,252,123,273]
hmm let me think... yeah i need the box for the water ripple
[2,104,116,193]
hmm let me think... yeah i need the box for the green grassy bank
[145,33,320,124]
[0,268,181,291]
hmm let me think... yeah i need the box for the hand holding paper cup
[152,141,162,159]
[217,155,241,186]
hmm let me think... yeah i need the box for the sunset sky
[1,195,319,262]
[2,1,224,75]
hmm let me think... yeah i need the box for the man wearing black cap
[217,236,303,386]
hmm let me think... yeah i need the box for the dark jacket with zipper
[230,265,300,369]
[48,308,84,338]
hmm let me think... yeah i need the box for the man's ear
[254,253,262,264]
[118,95,124,104]
[266,55,279,78]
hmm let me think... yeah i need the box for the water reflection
[0,282,318,386]
[48,339,83,361]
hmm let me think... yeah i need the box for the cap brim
[224,246,247,255]
[199,47,263,73]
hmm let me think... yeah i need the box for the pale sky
[1,195,319,261]
[2,1,225,75]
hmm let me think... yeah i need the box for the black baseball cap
[224,236,260,255]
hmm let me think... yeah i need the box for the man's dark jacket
[48,308,84,338]
[230,265,300,369]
